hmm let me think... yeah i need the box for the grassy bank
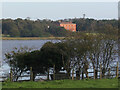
[2,79,118,88]
[2,37,65,40]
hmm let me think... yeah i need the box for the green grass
[2,79,118,88]
[2,37,65,40]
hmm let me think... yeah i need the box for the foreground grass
[2,37,65,40]
[2,79,118,88]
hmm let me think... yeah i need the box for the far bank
[2,37,65,40]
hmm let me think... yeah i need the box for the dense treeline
[63,18,118,34]
[2,18,118,37]
[2,18,69,37]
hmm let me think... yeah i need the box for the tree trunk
[67,69,71,79]
[33,72,36,81]
[102,68,106,78]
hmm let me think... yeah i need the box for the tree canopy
[2,18,118,37]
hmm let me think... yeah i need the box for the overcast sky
[2,2,118,20]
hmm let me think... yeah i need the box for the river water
[1,40,119,81]
[2,40,60,75]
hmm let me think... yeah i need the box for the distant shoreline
[2,37,65,40]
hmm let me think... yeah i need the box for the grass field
[2,37,65,40]
[2,79,118,88]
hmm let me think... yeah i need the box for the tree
[63,32,117,79]
[100,36,117,77]
[23,50,47,81]
[40,42,63,73]
[5,47,32,81]
[55,41,74,78]
[2,21,20,37]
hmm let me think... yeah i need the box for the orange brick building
[60,22,76,32]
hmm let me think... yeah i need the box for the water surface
[2,40,60,74]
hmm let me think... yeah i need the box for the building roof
[60,22,76,24]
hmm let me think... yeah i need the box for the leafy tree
[40,42,63,73]
[23,50,47,81]
[5,47,32,81]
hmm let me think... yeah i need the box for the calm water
[2,40,60,74]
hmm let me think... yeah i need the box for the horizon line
[1,17,118,21]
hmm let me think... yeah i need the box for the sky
[2,2,119,20]
[1,0,119,2]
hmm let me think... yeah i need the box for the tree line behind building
[2,18,118,37]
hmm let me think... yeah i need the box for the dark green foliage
[2,19,69,37]
[2,18,118,37]
[2,20,20,37]
[5,47,32,81]
[70,18,118,33]
[23,50,47,80]
[40,42,63,73]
